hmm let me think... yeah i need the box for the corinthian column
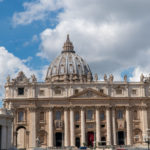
[81,107,86,146]
[112,108,117,145]
[70,108,75,146]
[48,108,53,147]
[126,107,132,145]
[64,108,69,146]
[142,106,148,140]
[29,108,36,148]
[106,107,112,145]
[96,107,100,146]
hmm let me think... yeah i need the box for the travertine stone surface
[3,35,150,149]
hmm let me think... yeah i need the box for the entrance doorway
[101,137,106,145]
[16,126,26,149]
[117,131,125,145]
[87,132,94,147]
[55,132,63,147]
[75,137,80,148]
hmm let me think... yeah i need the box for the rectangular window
[117,110,123,119]
[75,112,80,121]
[74,89,79,94]
[40,112,44,121]
[87,110,93,120]
[55,89,61,95]
[75,125,80,128]
[132,89,136,95]
[100,112,105,121]
[18,111,24,122]
[101,124,105,128]
[55,111,61,120]
[116,89,122,95]
[100,89,104,94]
[18,88,24,95]
[39,90,44,96]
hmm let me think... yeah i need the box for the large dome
[45,35,93,82]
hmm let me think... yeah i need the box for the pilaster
[106,106,112,145]
[96,107,100,146]
[112,107,117,145]
[64,108,69,147]
[126,106,132,145]
[70,107,75,146]
[81,107,86,146]
[48,107,54,147]
[29,107,36,148]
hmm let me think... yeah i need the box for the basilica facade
[3,35,150,149]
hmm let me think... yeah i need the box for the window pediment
[70,88,109,99]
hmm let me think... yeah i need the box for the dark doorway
[56,132,62,147]
[87,132,94,147]
[75,137,80,148]
[0,126,1,149]
[118,131,125,145]
[101,137,106,145]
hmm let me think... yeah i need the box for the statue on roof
[31,74,37,82]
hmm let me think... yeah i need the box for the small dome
[45,35,93,82]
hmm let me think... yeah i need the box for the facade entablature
[5,71,150,99]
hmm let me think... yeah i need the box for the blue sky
[0,0,150,106]
[0,0,61,70]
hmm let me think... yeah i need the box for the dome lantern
[62,34,75,53]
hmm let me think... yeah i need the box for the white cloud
[12,0,150,81]
[0,47,40,104]
[12,0,62,26]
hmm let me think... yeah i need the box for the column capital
[80,106,86,110]
[106,106,111,110]
[64,107,69,111]
[141,105,148,110]
[29,107,36,112]
[95,106,101,110]
[70,106,75,111]
[49,107,54,111]
[126,106,132,110]
[111,106,116,111]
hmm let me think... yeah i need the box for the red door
[88,132,94,147]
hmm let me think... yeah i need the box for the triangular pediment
[70,88,109,99]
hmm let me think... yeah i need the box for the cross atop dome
[62,34,75,53]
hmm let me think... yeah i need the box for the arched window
[55,111,61,120]
[40,112,44,121]
[134,110,138,120]
[100,111,105,121]
[52,66,57,74]
[60,64,65,74]
[69,64,73,73]
[78,65,82,74]
[117,110,123,119]
[18,111,24,122]
[87,110,93,120]
[75,111,80,121]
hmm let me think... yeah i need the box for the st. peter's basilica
[3,35,150,149]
